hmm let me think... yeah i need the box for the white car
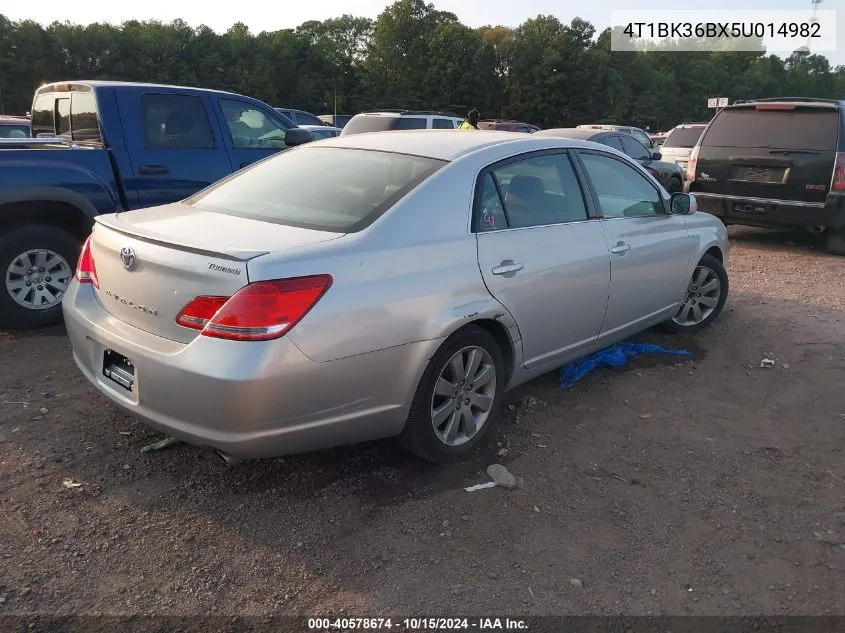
[341,111,463,135]
[659,123,709,176]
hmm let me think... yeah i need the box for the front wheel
[661,254,728,334]
[398,325,505,462]
[0,224,81,330]
[667,177,683,194]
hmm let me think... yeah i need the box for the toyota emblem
[120,247,137,270]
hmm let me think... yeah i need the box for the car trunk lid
[692,105,839,204]
[89,203,342,343]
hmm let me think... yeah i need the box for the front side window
[484,153,588,229]
[0,125,30,138]
[631,129,652,147]
[394,117,427,130]
[432,118,454,129]
[187,147,446,233]
[295,112,324,126]
[621,135,650,160]
[140,93,215,149]
[220,99,288,149]
[602,136,624,152]
[579,152,663,219]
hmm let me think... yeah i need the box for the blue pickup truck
[0,81,312,330]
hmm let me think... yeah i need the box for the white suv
[658,123,709,177]
[341,111,463,136]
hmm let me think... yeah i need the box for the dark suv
[687,98,845,255]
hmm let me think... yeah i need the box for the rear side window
[602,136,624,151]
[295,112,324,126]
[664,126,705,148]
[71,91,101,143]
[433,118,454,129]
[140,94,215,149]
[56,98,71,139]
[186,147,446,232]
[31,95,54,137]
[702,108,839,151]
[0,124,29,138]
[394,117,426,130]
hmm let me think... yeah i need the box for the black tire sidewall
[663,254,729,334]
[0,225,82,330]
[400,326,506,462]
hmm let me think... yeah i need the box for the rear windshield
[664,127,705,148]
[701,108,839,151]
[342,115,426,135]
[186,147,446,232]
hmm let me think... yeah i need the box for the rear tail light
[832,152,845,192]
[175,275,332,341]
[686,145,699,181]
[75,235,99,288]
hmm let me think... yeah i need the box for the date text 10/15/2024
[308,618,528,630]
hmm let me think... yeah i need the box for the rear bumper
[62,282,439,459]
[686,191,845,230]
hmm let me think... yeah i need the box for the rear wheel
[825,225,845,256]
[399,325,505,462]
[661,254,728,334]
[0,224,81,330]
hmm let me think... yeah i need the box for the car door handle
[492,262,524,275]
[138,164,169,175]
[610,242,632,255]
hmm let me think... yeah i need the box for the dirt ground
[0,227,843,621]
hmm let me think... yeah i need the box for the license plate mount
[102,349,135,392]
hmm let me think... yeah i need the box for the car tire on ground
[399,325,505,463]
[660,253,729,334]
[0,224,81,330]
[824,225,845,256]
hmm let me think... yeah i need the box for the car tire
[660,253,728,334]
[0,224,81,330]
[398,325,505,463]
[667,177,682,193]
[825,225,845,256]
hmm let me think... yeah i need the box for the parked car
[478,119,539,133]
[536,128,686,192]
[0,116,31,138]
[299,124,342,141]
[0,80,299,330]
[577,124,653,148]
[687,97,845,255]
[341,111,463,135]
[319,114,353,128]
[659,123,708,175]
[63,130,728,464]
[274,108,325,127]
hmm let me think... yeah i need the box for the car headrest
[507,175,544,200]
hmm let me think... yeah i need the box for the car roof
[304,129,608,161]
[534,128,601,140]
[36,80,257,101]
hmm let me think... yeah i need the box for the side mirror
[670,192,697,215]
[285,128,313,147]
[651,151,662,160]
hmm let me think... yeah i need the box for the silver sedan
[63,131,729,463]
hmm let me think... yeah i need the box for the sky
[4,0,843,65]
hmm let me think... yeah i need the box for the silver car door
[575,149,692,341]
[475,151,611,370]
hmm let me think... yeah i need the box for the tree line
[1,0,842,131]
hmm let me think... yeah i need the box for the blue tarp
[560,341,691,389]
